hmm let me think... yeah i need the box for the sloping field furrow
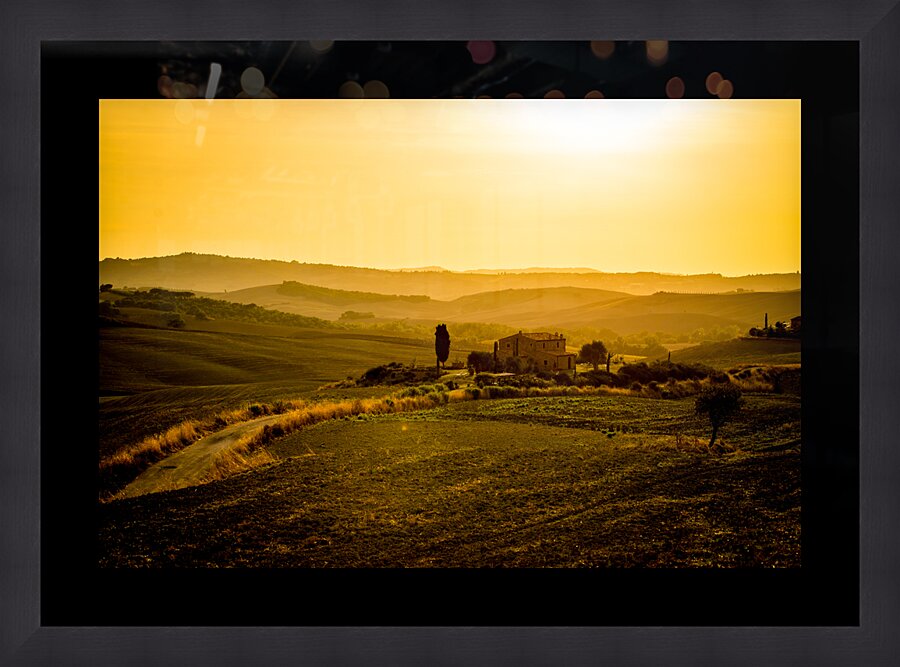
[668,337,801,368]
[415,394,801,450]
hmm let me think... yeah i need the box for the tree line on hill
[99,287,334,330]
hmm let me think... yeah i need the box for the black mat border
[2,0,897,664]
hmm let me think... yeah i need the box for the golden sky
[99,99,800,275]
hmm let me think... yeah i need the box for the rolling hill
[99,253,802,299]
[196,281,799,337]
[201,283,631,326]
[533,289,801,334]
[662,337,802,368]
[98,318,474,456]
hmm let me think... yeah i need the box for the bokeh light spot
[584,89,605,99]
[505,92,523,99]
[338,81,364,98]
[665,76,685,99]
[646,40,668,66]
[363,80,390,98]
[467,41,496,65]
[716,79,734,99]
[240,67,265,96]
[157,75,174,98]
[544,89,565,99]
[590,41,615,60]
[706,72,724,95]
[309,40,334,54]
[172,82,198,99]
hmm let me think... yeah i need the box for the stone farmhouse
[494,331,577,372]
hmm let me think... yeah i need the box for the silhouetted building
[496,331,576,371]
[790,315,802,332]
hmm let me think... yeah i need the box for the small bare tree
[694,384,744,450]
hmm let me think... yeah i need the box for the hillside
[664,338,802,368]
[99,253,802,299]
[99,317,474,456]
[543,290,801,335]
[203,283,631,326]
[195,281,798,338]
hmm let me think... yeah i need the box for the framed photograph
[3,0,899,664]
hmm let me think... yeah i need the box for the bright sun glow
[99,99,800,275]
[507,101,685,154]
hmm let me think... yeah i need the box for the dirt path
[120,414,285,498]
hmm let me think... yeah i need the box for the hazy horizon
[99,251,803,278]
[100,99,800,276]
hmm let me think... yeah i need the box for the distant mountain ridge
[100,253,801,300]
[461,267,603,275]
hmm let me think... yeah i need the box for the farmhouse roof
[499,331,565,341]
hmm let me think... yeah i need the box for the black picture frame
[3,1,899,665]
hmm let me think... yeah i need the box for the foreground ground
[98,394,800,568]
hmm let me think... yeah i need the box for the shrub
[467,351,495,374]
[357,363,439,387]
[339,310,376,320]
[475,372,499,387]
[98,301,120,317]
[503,356,527,374]
[580,370,616,387]
[494,373,551,389]
[616,360,723,385]
[362,365,390,384]
[554,372,574,386]
[248,403,270,417]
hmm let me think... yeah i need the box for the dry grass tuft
[102,420,200,466]
[200,437,277,483]
[729,377,776,393]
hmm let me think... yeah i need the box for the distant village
[747,313,801,339]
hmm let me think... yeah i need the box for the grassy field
[98,393,800,568]
[99,320,471,456]
[665,337,801,369]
